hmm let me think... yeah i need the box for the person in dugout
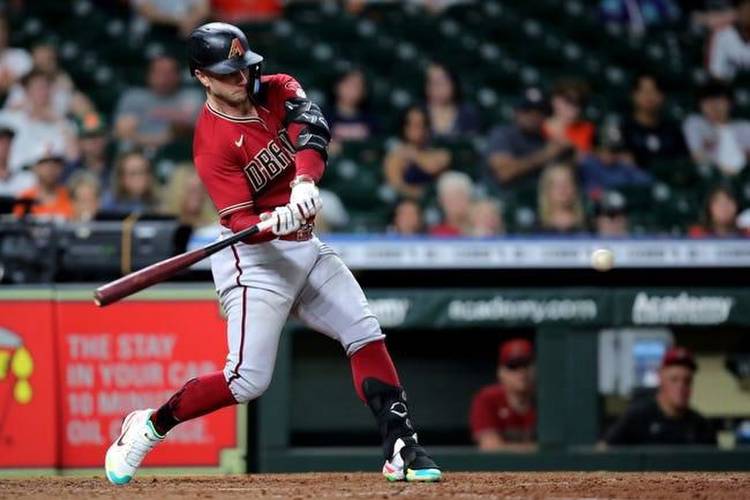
[469,338,537,451]
[604,346,716,446]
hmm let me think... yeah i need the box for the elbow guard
[283,98,331,160]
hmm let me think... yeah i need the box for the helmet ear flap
[249,62,263,95]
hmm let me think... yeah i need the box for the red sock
[150,371,237,436]
[350,340,400,402]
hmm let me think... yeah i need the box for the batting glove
[260,205,302,236]
[289,175,322,221]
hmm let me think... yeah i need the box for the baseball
[591,248,614,272]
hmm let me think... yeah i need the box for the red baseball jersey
[469,384,536,443]
[193,73,324,243]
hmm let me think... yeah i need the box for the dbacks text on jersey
[243,131,295,192]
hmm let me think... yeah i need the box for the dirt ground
[2,472,750,500]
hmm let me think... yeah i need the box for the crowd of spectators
[1,0,749,239]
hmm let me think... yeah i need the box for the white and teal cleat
[105,409,164,485]
[382,434,442,483]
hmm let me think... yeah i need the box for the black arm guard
[283,98,331,159]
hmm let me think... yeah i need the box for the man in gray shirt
[485,88,573,192]
[114,54,202,153]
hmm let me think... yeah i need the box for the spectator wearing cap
[423,62,479,139]
[605,346,715,446]
[593,191,630,237]
[688,184,749,237]
[101,151,160,214]
[0,15,32,97]
[114,55,203,153]
[14,144,73,220]
[683,79,750,176]
[543,78,596,156]
[64,112,112,188]
[707,0,750,81]
[0,126,34,196]
[485,88,573,191]
[0,69,75,172]
[578,124,654,198]
[537,163,587,234]
[469,338,537,451]
[388,199,425,235]
[4,41,95,120]
[430,171,474,236]
[617,72,688,169]
[383,106,452,200]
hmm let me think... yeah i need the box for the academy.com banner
[0,292,241,470]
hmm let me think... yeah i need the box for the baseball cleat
[382,434,442,482]
[105,409,164,485]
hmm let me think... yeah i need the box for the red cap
[499,338,534,367]
[662,346,697,371]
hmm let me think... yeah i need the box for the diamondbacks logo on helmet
[228,38,245,59]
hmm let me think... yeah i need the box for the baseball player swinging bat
[103,22,440,486]
[93,216,276,307]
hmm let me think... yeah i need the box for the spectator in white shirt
[683,79,750,176]
[0,69,75,172]
[0,15,32,97]
[708,0,750,81]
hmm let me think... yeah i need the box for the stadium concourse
[2,472,750,499]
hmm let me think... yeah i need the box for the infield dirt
[2,471,749,499]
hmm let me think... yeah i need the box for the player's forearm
[224,210,276,244]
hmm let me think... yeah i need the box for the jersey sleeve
[469,387,501,437]
[194,150,274,244]
[269,74,326,182]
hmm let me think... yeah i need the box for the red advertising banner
[55,300,237,468]
[0,301,58,467]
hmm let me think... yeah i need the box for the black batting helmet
[187,22,263,77]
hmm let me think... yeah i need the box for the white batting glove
[260,205,302,236]
[289,176,322,221]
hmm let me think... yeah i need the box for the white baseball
[591,248,614,272]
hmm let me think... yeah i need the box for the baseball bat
[93,217,276,307]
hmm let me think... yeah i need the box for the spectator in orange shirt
[15,144,73,220]
[544,79,595,156]
[469,338,537,451]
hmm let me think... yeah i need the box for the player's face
[499,362,535,395]
[659,365,693,412]
[201,68,250,106]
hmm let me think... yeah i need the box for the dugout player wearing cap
[104,22,440,484]
[469,338,537,451]
[604,346,716,446]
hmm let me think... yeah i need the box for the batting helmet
[187,22,263,78]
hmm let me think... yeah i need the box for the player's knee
[226,369,273,404]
